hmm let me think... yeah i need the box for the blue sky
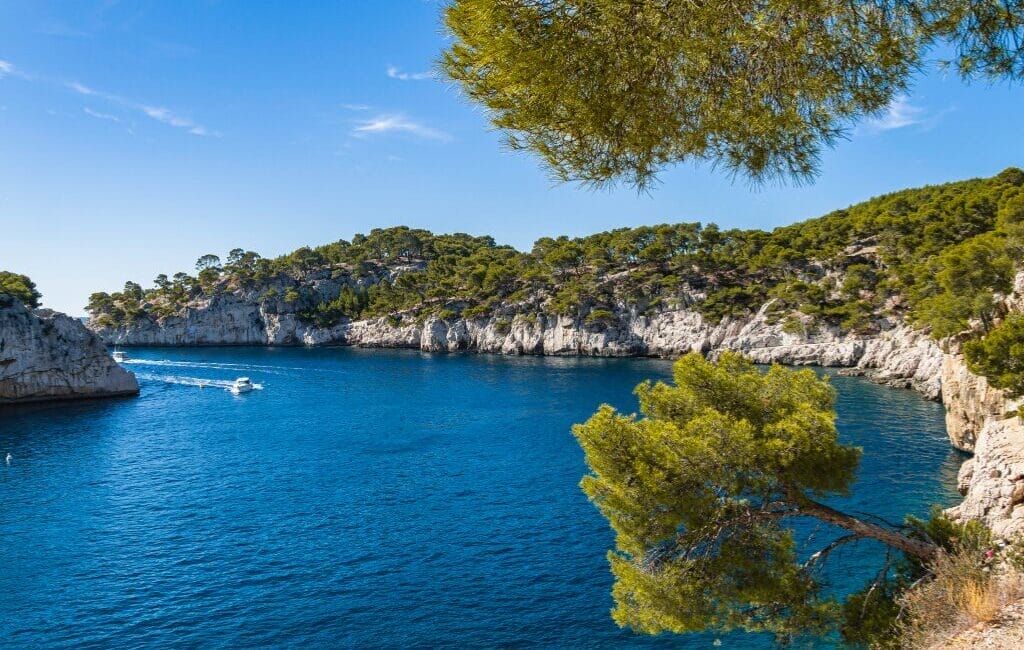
[2,1,1023,315]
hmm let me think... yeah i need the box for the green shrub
[698,285,767,322]
[493,318,512,335]
[964,315,1024,396]
[0,271,41,308]
[781,314,809,335]
[584,308,616,327]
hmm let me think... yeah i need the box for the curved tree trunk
[797,497,939,562]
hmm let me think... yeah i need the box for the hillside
[89,168,1024,332]
[88,169,1024,385]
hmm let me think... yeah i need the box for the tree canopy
[573,352,952,643]
[964,313,1024,397]
[88,169,1024,396]
[442,0,1024,189]
[0,271,42,309]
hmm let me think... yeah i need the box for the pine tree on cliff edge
[573,352,942,641]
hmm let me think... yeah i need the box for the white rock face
[92,271,1024,537]
[95,301,944,398]
[940,272,1024,537]
[942,351,1024,537]
[1,300,138,404]
[941,353,1017,452]
[948,415,1024,539]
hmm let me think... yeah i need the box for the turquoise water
[0,348,963,648]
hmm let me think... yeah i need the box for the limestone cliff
[945,352,1024,538]
[90,268,1024,539]
[95,295,944,397]
[0,299,138,404]
[942,272,1024,538]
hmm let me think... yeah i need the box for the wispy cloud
[865,95,925,132]
[83,107,122,123]
[0,59,31,80]
[353,114,449,141]
[862,95,955,135]
[386,65,432,81]
[66,79,219,136]
[67,81,106,98]
[141,105,218,136]
[341,103,371,111]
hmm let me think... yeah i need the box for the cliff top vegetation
[0,271,41,309]
[87,168,1024,396]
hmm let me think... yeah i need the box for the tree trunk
[797,498,939,562]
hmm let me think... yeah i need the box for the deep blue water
[1,348,963,648]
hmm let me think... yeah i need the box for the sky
[2,2,1024,315]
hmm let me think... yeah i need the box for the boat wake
[122,358,318,374]
[134,373,264,392]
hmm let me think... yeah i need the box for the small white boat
[229,377,254,394]
[112,350,126,363]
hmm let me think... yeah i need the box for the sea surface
[0,347,964,648]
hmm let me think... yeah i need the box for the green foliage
[583,308,615,327]
[195,254,221,272]
[90,171,1024,392]
[443,0,1024,188]
[493,318,512,335]
[841,508,994,646]
[840,581,903,648]
[298,286,370,326]
[283,288,301,303]
[0,271,41,308]
[573,353,964,643]
[781,314,812,336]
[573,353,871,638]
[964,315,1024,396]
[911,232,1015,337]
[698,286,766,321]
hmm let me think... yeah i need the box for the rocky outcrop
[942,354,1018,453]
[0,299,138,404]
[92,271,1024,539]
[945,351,1024,538]
[942,272,1024,538]
[97,299,944,397]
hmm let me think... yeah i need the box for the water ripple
[0,348,960,648]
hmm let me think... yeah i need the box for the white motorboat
[112,350,126,363]
[229,377,254,394]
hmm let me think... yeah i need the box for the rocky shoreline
[1,299,138,404]
[96,292,945,388]
[92,285,1024,538]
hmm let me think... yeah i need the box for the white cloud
[83,107,121,123]
[865,95,924,132]
[353,114,449,141]
[66,79,219,136]
[0,59,30,80]
[139,104,220,136]
[386,65,432,81]
[341,103,371,111]
[67,81,101,96]
[3,63,217,137]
